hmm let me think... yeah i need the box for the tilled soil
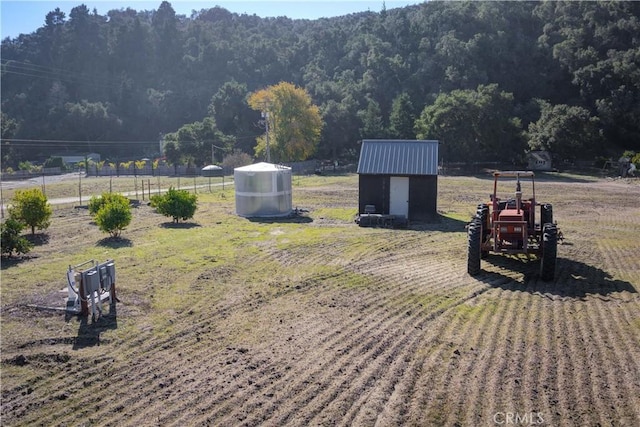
[1,174,639,426]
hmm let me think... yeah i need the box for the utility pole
[262,110,271,163]
[211,144,224,165]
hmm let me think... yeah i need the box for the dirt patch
[1,174,639,426]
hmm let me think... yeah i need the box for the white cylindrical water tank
[234,162,292,217]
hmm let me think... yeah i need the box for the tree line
[1,1,639,169]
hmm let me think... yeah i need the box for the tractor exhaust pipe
[516,176,522,214]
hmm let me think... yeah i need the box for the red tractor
[467,171,558,281]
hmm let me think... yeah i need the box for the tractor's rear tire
[540,223,557,281]
[541,203,553,226]
[467,216,482,276]
[477,204,490,258]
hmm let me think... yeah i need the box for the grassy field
[1,172,639,426]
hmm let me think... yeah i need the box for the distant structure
[527,150,552,171]
[234,162,292,217]
[57,153,101,165]
[357,139,439,221]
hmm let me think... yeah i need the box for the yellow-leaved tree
[247,82,323,162]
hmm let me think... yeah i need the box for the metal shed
[357,139,439,222]
[527,151,552,171]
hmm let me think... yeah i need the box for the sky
[1,0,424,39]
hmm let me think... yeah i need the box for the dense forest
[1,1,639,169]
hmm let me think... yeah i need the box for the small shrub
[9,188,52,235]
[88,193,130,217]
[150,187,197,223]
[94,198,132,238]
[1,218,33,257]
[18,161,35,171]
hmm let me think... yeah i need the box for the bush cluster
[150,188,197,223]
[89,192,132,237]
[2,188,51,257]
[1,218,33,258]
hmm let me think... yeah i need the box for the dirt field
[1,173,639,426]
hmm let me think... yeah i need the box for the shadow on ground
[1,254,37,269]
[247,213,313,224]
[355,214,467,232]
[96,236,133,248]
[68,304,118,350]
[477,255,637,299]
[409,214,468,232]
[25,232,50,246]
[159,222,201,229]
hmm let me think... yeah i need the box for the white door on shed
[389,176,409,218]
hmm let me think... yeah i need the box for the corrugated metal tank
[234,162,292,217]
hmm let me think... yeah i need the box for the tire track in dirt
[4,177,639,427]
[106,260,376,424]
[455,286,524,426]
[303,275,484,426]
[587,298,640,425]
[15,269,257,425]
[558,300,594,426]
[82,272,376,426]
[438,283,499,426]
[534,287,560,425]
[573,297,613,426]
[208,266,472,426]
[547,297,579,426]
[3,355,119,426]
[446,280,520,425]
[514,290,546,418]
[169,239,480,426]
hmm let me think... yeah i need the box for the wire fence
[0,173,232,218]
[0,160,321,217]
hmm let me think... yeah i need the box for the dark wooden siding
[408,175,438,220]
[359,174,437,221]
[358,175,389,215]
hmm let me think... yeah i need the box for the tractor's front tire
[540,223,557,281]
[468,217,482,276]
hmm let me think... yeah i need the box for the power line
[1,137,260,147]
[1,59,125,89]
[2,138,159,145]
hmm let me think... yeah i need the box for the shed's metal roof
[357,140,439,175]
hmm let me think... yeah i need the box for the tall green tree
[527,101,603,162]
[358,97,386,139]
[536,1,640,150]
[163,139,181,174]
[152,1,181,88]
[389,92,416,139]
[164,117,232,167]
[415,84,524,162]
[208,80,259,154]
